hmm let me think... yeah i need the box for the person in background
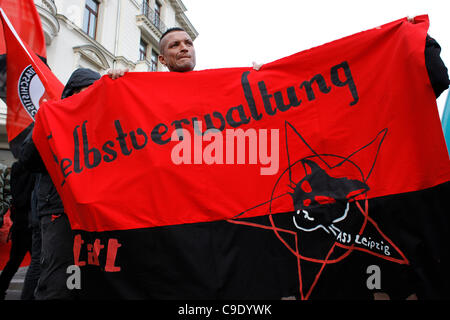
[0,163,11,227]
[20,68,101,300]
[20,181,41,300]
[0,161,34,300]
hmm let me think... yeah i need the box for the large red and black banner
[34,16,450,299]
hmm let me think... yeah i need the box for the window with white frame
[139,39,148,61]
[83,0,100,39]
[150,50,158,71]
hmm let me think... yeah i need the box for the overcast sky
[181,0,450,117]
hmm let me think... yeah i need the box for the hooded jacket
[61,68,102,99]
[19,68,101,217]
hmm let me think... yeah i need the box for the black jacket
[19,138,64,218]
[425,35,450,98]
[9,161,35,231]
[19,68,101,218]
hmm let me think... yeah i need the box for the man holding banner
[111,27,299,299]
[105,20,450,300]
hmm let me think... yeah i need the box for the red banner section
[33,15,450,232]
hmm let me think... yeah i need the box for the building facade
[0,0,198,166]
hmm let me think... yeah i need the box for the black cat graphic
[289,159,369,236]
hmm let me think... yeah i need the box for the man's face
[159,31,196,72]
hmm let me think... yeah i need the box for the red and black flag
[0,0,47,99]
[33,16,450,299]
[0,0,46,52]
[0,4,63,157]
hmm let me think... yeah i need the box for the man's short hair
[160,27,186,43]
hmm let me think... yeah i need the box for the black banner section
[71,182,450,300]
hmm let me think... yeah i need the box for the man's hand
[107,68,129,80]
[407,16,416,23]
[252,61,263,71]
